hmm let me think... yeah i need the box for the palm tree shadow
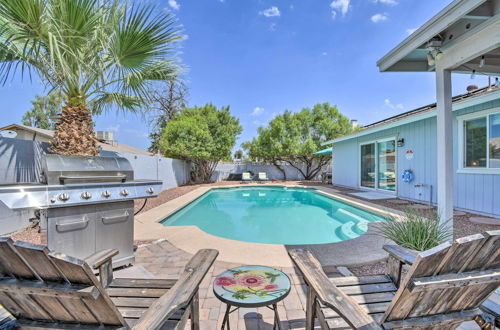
[0,138,49,183]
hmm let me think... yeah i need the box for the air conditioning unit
[96,131,114,142]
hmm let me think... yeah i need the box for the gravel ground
[9,181,500,277]
[349,261,387,276]
[10,225,43,245]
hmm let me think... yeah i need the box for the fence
[212,161,330,181]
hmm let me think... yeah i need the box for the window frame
[457,107,500,174]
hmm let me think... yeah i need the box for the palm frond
[89,91,144,115]
[111,5,182,69]
[0,0,183,112]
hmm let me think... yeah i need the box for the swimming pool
[161,186,386,245]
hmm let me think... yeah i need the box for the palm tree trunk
[50,103,99,156]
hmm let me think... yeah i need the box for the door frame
[358,137,397,194]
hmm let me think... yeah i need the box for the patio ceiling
[377,0,500,75]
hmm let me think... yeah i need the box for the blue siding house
[327,87,500,218]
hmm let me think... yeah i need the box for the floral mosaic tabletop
[213,265,291,307]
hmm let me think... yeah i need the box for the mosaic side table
[213,265,291,330]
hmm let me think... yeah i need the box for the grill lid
[42,154,134,185]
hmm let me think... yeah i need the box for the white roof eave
[377,0,488,72]
[322,89,500,146]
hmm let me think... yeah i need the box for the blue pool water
[161,186,386,245]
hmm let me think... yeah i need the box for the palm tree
[0,0,182,156]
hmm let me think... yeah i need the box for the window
[490,114,500,168]
[464,117,486,167]
[462,111,500,170]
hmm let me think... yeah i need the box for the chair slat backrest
[0,238,39,280]
[382,230,500,328]
[0,238,126,327]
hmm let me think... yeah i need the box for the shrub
[376,209,452,251]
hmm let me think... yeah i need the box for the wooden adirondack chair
[289,230,500,330]
[0,237,218,329]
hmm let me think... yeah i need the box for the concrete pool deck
[135,183,404,267]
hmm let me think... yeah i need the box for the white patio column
[435,68,453,231]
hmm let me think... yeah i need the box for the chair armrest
[85,249,119,288]
[85,249,119,269]
[383,245,418,265]
[289,249,382,330]
[132,249,219,330]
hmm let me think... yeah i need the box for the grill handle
[101,212,130,225]
[56,218,89,232]
[59,175,127,184]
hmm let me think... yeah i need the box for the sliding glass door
[360,139,396,192]
[360,144,376,188]
[377,140,396,191]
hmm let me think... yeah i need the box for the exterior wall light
[427,52,435,66]
[397,138,405,147]
[435,50,444,60]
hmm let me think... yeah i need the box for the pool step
[337,221,369,240]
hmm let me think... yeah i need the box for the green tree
[160,104,242,183]
[234,149,244,160]
[22,92,63,130]
[0,0,182,156]
[243,103,355,180]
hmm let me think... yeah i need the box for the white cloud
[251,107,265,116]
[321,52,328,56]
[330,0,350,18]
[269,23,277,31]
[406,28,417,35]
[259,6,280,17]
[384,99,404,110]
[371,13,388,23]
[252,120,264,126]
[168,0,180,10]
[373,0,398,6]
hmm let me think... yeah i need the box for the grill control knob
[58,193,70,202]
[120,189,129,197]
[102,190,112,198]
[146,187,154,195]
[81,191,92,200]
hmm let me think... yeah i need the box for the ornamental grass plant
[377,208,452,251]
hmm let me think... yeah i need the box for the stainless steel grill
[0,154,162,268]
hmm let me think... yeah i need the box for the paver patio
[134,239,482,330]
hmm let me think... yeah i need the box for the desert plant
[376,209,452,251]
[0,0,182,156]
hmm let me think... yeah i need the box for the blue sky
[0,0,489,151]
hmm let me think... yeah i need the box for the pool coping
[134,183,403,267]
